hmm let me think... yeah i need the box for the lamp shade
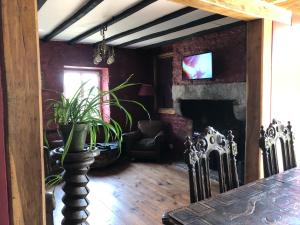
[138,84,154,96]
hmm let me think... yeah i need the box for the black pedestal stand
[61,151,95,225]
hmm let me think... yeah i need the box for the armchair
[123,120,165,160]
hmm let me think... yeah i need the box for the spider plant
[46,75,149,185]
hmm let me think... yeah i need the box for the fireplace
[180,99,245,158]
[172,83,246,182]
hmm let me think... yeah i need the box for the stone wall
[172,83,246,121]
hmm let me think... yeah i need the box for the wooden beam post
[266,0,300,16]
[0,66,9,225]
[170,0,292,24]
[0,0,45,224]
[245,19,272,183]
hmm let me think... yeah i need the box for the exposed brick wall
[40,41,153,132]
[172,24,246,85]
[158,24,247,155]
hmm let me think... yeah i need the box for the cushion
[136,138,156,150]
[138,120,163,138]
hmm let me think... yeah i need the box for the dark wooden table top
[168,167,300,225]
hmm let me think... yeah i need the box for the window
[63,69,100,100]
[63,68,110,123]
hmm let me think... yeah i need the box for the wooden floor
[53,160,219,225]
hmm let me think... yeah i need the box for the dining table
[165,167,300,225]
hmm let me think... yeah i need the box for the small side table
[51,142,120,169]
[92,142,120,168]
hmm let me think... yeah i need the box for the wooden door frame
[0,67,9,225]
[0,0,45,224]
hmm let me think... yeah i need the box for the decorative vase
[59,123,95,225]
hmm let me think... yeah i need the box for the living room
[1,0,300,225]
[40,1,245,224]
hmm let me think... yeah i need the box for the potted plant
[46,75,148,224]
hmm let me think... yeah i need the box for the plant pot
[59,123,88,152]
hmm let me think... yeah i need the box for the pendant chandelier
[93,26,115,65]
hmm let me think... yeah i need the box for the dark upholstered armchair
[123,120,165,160]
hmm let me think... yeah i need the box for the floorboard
[53,160,219,225]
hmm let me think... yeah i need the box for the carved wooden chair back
[184,126,239,203]
[259,119,296,178]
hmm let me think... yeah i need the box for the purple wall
[40,41,153,131]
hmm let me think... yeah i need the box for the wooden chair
[162,127,239,224]
[184,126,239,203]
[259,119,296,178]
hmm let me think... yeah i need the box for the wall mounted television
[182,52,213,80]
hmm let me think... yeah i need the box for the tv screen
[182,52,213,80]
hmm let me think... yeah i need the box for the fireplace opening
[180,99,245,183]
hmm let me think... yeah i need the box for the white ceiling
[38,0,239,48]
[38,0,90,36]
[128,17,238,48]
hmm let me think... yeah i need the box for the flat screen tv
[182,52,213,80]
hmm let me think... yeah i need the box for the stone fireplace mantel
[172,82,246,121]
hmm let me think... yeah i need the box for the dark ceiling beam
[143,21,245,49]
[43,0,104,41]
[38,0,47,10]
[101,7,197,44]
[118,14,225,48]
[68,0,157,44]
